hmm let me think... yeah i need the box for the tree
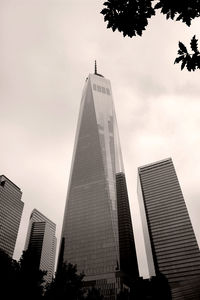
[101,0,200,71]
[45,262,85,300]
[0,248,19,299]
[18,249,47,299]
[117,289,130,300]
[132,274,172,300]
[0,248,46,300]
[150,273,172,300]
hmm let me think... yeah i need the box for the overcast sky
[1,0,200,278]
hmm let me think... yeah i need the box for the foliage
[132,274,172,300]
[0,248,46,300]
[18,249,47,299]
[174,35,200,71]
[0,248,19,299]
[117,289,130,300]
[45,262,85,300]
[101,0,155,37]
[154,0,200,26]
[101,0,200,71]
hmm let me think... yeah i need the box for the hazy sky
[1,1,200,278]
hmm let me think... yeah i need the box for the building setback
[0,175,24,257]
[25,209,56,283]
[138,158,200,300]
[58,67,139,299]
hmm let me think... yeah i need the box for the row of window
[139,160,173,173]
[93,84,111,95]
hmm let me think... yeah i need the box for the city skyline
[1,1,200,278]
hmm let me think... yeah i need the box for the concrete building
[138,158,200,299]
[0,175,24,257]
[25,209,56,283]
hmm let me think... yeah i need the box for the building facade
[138,158,200,299]
[25,209,57,283]
[59,69,139,298]
[0,175,24,257]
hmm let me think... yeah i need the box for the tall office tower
[0,175,24,257]
[138,158,200,300]
[59,66,139,299]
[25,209,57,283]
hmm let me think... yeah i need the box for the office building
[58,66,139,299]
[25,209,56,283]
[138,158,200,299]
[0,175,24,257]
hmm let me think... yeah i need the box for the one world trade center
[58,64,139,299]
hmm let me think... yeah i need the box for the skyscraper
[0,175,24,257]
[25,209,57,283]
[59,66,139,298]
[138,158,200,299]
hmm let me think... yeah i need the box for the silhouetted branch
[174,36,200,71]
[101,0,200,71]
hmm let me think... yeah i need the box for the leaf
[154,2,162,9]
[197,56,200,68]
[171,10,175,19]
[181,59,187,70]
[176,14,182,21]
[178,49,183,55]
[186,54,193,71]
[190,35,198,53]
[185,17,192,27]
[178,42,188,54]
[101,8,109,15]
[174,55,185,64]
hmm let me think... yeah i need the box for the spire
[93,60,104,77]
[94,60,97,74]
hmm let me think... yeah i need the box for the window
[106,88,110,95]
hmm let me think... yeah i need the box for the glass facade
[25,209,57,283]
[59,73,139,298]
[0,175,24,257]
[138,158,200,299]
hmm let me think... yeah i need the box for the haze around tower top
[0,1,200,278]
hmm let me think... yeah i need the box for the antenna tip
[94,60,97,74]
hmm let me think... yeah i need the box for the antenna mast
[94,60,97,74]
